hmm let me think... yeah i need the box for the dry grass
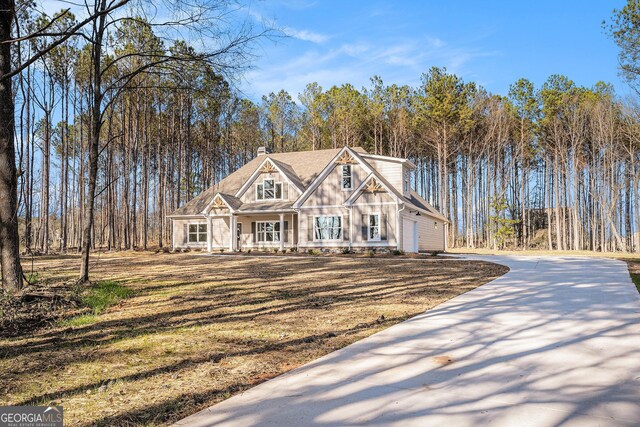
[1,252,506,426]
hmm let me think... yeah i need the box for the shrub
[391,249,404,256]
[367,250,375,257]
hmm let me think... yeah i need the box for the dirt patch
[0,251,506,426]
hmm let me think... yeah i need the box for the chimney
[257,146,271,156]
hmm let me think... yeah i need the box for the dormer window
[256,179,282,200]
[342,165,352,190]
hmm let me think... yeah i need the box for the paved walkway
[175,256,640,426]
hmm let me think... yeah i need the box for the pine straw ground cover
[0,252,507,426]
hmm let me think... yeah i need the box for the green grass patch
[59,314,99,327]
[58,281,133,327]
[82,280,133,315]
[631,273,640,294]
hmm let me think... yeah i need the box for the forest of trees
[2,1,640,292]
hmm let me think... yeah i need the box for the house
[168,146,448,253]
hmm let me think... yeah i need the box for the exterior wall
[298,189,398,249]
[302,162,368,207]
[173,215,298,250]
[210,217,231,248]
[400,210,445,252]
[364,158,404,193]
[235,214,297,250]
[172,217,211,249]
[238,170,300,204]
[298,206,351,248]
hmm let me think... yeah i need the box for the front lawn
[0,252,506,426]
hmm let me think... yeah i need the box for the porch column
[291,213,296,247]
[207,215,212,252]
[349,206,353,249]
[279,213,285,251]
[229,215,235,252]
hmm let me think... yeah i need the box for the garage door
[402,218,418,253]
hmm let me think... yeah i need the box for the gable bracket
[335,152,358,165]
[261,160,277,173]
[364,178,385,193]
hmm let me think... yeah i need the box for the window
[314,216,342,240]
[188,223,207,243]
[342,165,352,190]
[256,179,283,200]
[256,221,280,242]
[368,214,380,241]
[404,171,410,193]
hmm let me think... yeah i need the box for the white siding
[238,170,301,204]
[401,210,445,251]
[364,159,404,192]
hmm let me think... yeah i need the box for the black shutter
[343,214,349,241]
[183,223,188,244]
[308,216,314,241]
[381,214,388,241]
[361,214,368,240]
[284,221,289,242]
[251,222,256,244]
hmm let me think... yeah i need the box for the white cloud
[243,31,500,99]
[284,27,329,44]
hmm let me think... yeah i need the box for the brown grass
[1,252,506,426]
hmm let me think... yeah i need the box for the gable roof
[169,147,366,216]
[234,157,306,199]
[169,146,448,222]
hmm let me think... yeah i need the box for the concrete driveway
[175,256,640,426]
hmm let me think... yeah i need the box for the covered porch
[207,211,298,252]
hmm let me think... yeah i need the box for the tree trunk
[0,0,23,293]
[79,0,107,284]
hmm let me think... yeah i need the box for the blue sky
[241,0,629,100]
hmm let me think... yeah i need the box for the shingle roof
[406,191,449,222]
[170,147,366,216]
[169,146,447,222]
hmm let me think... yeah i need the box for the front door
[236,223,242,249]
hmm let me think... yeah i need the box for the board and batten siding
[302,162,368,207]
[299,188,399,249]
[172,217,229,249]
[298,206,351,248]
[238,170,300,204]
[236,214,297,249]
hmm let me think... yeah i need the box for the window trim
[256,221,281,243]
[188,223,208,243]
[341,165,352,191]
[256,178,283,201]
[368,213,381,242]
[313,215,343,242]
[404,170,410,193]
